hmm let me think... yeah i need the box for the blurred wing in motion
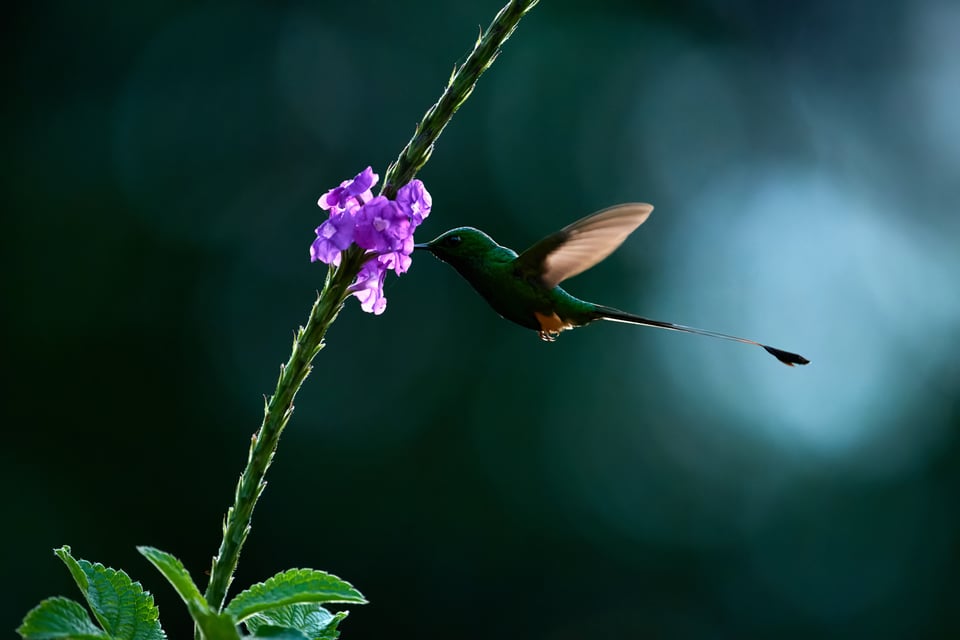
[515,203,654,288]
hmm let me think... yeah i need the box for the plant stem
[202,247,366,617]
[201,0,540,631]
[381,0,540,199]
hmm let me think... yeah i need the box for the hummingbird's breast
[468,262,545,331]
[480,265,591,334]
[446,249,596,334]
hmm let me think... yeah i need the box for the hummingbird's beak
[413,242,431,252]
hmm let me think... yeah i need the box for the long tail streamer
[595,306,809,366]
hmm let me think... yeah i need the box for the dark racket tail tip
[763,346,810,366]
[594,307,809,366]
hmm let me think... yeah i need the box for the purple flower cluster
[310,167,432,315]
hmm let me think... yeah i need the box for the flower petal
[397,179,432,225]
[349,259,388,314]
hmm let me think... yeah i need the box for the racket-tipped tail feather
[762,346,810,366]
[593,306,809,366]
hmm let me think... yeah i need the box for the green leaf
[314,612,347,640]
[136,547,207,618]
[195,612,244,640]
[136,547,241,640]
[244,604,332,636]
[224,570,365,622]
[17,597,107,640]
[54,546,166,640]
[248,626,310,640]
[244,604,348,640]
[54,546,91,594]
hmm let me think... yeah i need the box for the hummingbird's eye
[444,235,462,247]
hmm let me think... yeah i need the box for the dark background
[5,1,959,638]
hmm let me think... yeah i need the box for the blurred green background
[5,0,959,638]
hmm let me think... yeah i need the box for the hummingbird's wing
[514,203,654,288]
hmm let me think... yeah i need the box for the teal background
[5,0,959,638]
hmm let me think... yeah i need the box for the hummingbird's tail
[593,305,809,366]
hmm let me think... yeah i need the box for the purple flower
[317,166,378,212]
[311,167,432,315]
[396,179,432,225]
[377,235,415,276]
[310,210,355,265]
[349,259,388,315]
[354,196,411,253]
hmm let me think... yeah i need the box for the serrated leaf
[17,596,107,640]
[54,546,166,640]
[137,547,208,617]
[248,626,310,640]
[314,612,347,640]
[136,547,240,640]
[244,604,344,639]
[246,609,347,640]
[224,570,365,622]
[195,612,243,640]
[54,546,90,593]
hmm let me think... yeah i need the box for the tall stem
[203,247,366,616]
[201,0,540,631]
[381,0,540,198]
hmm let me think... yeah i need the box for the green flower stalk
[381,0,540,199]
[201,0,541,626]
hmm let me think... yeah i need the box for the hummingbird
[414,203,809,366]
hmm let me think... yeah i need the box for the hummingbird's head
[414,227,501,270]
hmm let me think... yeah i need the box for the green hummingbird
[414,203,809,366]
